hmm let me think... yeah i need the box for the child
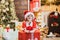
[19,11,40,40]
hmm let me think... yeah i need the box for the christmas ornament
[2,9,6,12]
[6,8,9,11]
[1,0,5,4]
[5,2,9,5]
[6,24,10,32]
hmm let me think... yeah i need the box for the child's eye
[27,15,30,17]
[30,15,33,17]
[27,15,33,17]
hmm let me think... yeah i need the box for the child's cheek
[29,17,33,21]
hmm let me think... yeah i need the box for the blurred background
[0,0,60,40]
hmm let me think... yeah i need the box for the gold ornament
[2,9,6,12]
[1,0,5,4]
[6,8,9,11]
[5,2,9,5]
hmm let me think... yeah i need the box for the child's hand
[25,30,29,33]
[30,30,35,33]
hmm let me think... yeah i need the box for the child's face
[26,14,33,22]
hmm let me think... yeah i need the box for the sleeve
[22,21,26,29]
[33,21,38,28]
[30,21,38,32]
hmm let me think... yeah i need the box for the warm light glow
[47,0,53,3]
[46,0,56,3]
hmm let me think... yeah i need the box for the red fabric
[30,0,40,12]
[18,21,40,40]
[26,26,33,31]
[52,22,58,26]
[34,30,40,40]
[22,21,36,28]
[18,30,40,40]
[18,31,26,40]
[22,21,26,28]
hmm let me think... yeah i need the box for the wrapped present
[18,29,40,40]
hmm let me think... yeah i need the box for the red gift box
[18,30,40,40]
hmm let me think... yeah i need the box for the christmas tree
[0,0,18,27]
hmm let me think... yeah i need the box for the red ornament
[53,16,58,19]
[24,10,30,15]
[50,15,54,18]
[6,27,10,32]
[53,22,58,26]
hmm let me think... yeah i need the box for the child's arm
[29,21,39,33]
[22,21,29,33]
[24,28,30,33]
[30,25,39,33]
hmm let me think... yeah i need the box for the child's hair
[25,14,33,21]
[24,10,35,21]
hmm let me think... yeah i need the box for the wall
[14,0,28,21]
